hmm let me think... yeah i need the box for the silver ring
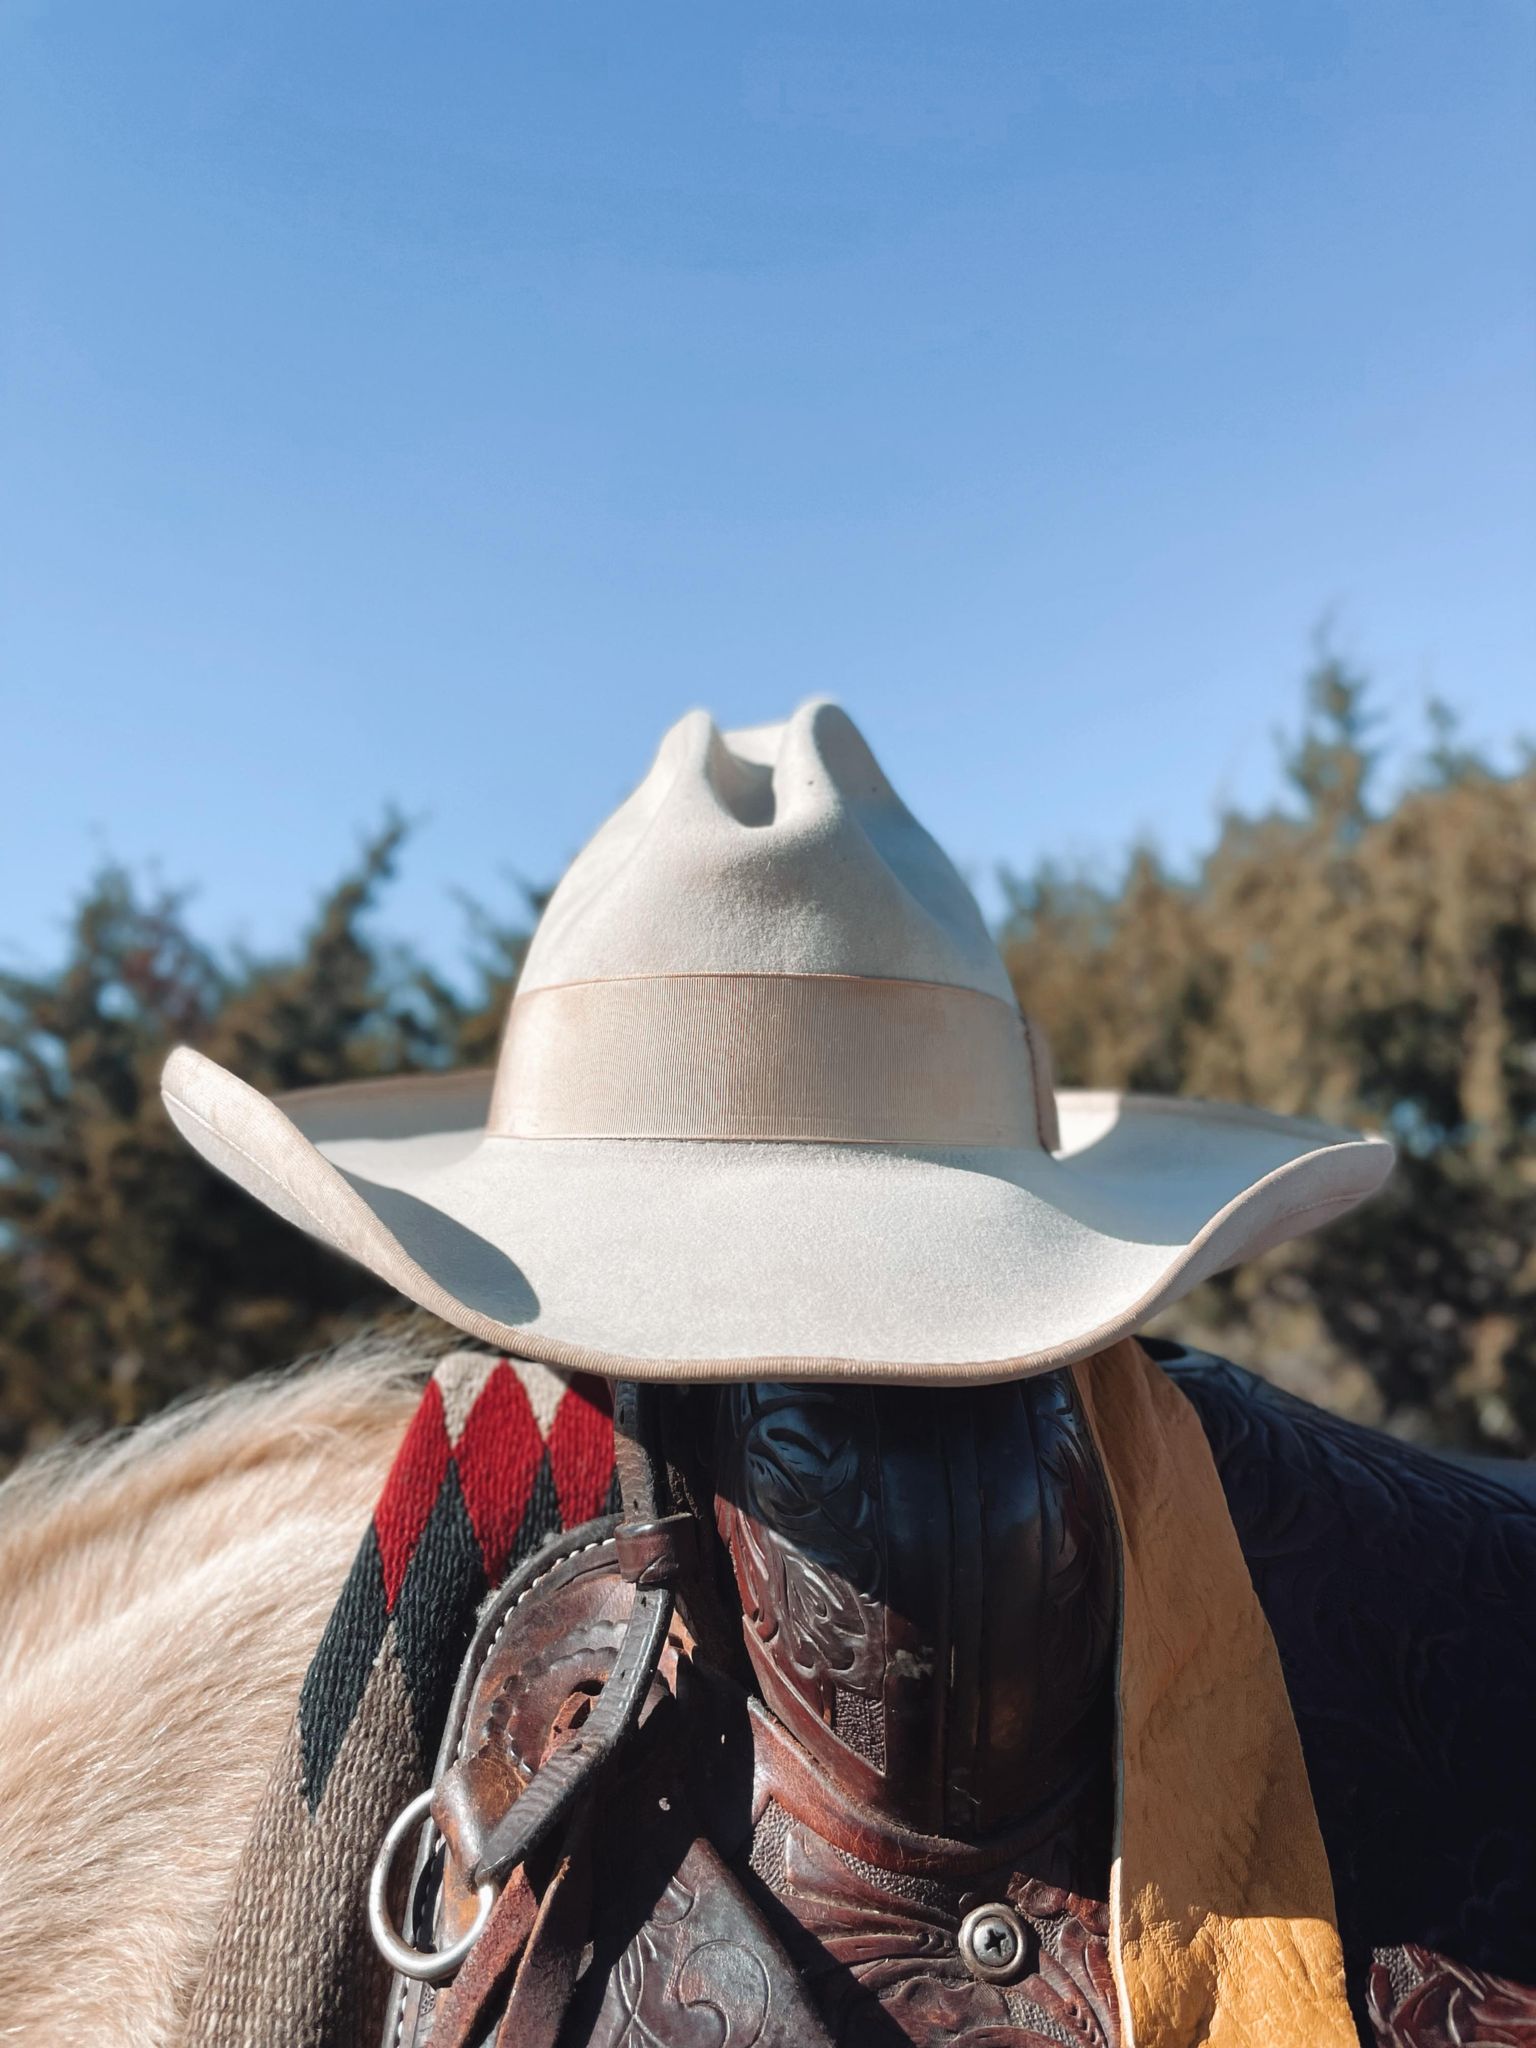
[367,1788,497,1982]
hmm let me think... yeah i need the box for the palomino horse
[0,1334,429,2045]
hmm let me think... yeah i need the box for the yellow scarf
[1072,1340,1357,2048]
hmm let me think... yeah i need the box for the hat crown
[519,698,1016,1003]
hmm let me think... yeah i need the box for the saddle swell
[381,1345,1536,2048]
[710,1372,1120,2045]
[710,1372,1117,1842]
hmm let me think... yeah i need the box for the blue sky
[3,1,1533,978]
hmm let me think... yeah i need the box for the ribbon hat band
[488,973,1058,1150]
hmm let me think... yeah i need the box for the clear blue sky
[3,1,1533,977]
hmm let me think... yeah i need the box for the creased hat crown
[519,698,1016,1003]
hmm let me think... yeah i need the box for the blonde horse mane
[0,1330,433,2046]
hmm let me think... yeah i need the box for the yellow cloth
[1072,1341,1357,2048]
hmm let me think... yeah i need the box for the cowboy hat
[162,699,1393,1383]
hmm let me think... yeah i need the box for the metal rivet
[957,1901,1030,1984]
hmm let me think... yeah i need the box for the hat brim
[161,1048,1393,1385]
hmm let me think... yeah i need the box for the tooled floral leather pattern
[578,1830,834,2048]
[743,1795,1119,2047]
[717,1383,886,1708]
[1367,1946,1536,2045]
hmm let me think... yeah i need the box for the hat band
[487,972,1054,1148]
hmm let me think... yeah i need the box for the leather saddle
[374,1346,1536,2048]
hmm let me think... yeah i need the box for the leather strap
[746,1695,1096,1878]
[428,1871,538,2048]
[491,1799,596,2048]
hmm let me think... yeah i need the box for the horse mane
[0,1329,433,2045]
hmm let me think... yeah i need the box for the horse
[0,1332,432,2045]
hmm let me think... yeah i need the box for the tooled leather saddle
[373,1344,1536,2048]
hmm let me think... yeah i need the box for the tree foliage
[0,824,533,1463]
[1001,658,1536,1450]
[2,658,1532,1463]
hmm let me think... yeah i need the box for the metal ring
[367,1788,497,1983]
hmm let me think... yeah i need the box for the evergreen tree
[0,825,531,1459]
[1002,655,1536,1450]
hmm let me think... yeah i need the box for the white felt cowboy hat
[162,699,1393,1384]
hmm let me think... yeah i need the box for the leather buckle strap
[461,1571,674,1889]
